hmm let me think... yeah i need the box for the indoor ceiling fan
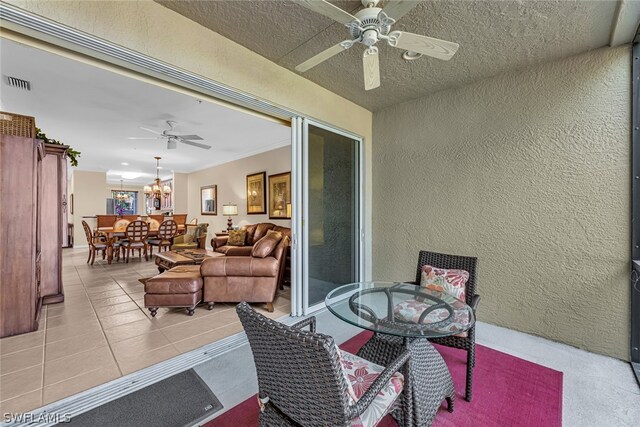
[293,0,459,90]
[128,120,211,150]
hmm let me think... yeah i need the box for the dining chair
[122,220,150,262]
[236,302,410,427]
[172,214,187,234]
[82,220,107,265]
[413,250,479,402]
[149,214,165,224]
[188,217,198,225]
[119,214,139,222]
[148,220,178,256]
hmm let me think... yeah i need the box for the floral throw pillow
[227,229,247,246]
[420,265,469,302]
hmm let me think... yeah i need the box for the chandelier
[115,179,131,202]
[144,156,172,198]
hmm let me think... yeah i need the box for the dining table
[95,226,159,264]
[325,281,475,427]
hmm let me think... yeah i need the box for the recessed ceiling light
[121,172,141,180]
[402,50,423,61]
[121,162,129,166]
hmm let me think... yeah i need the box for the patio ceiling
[156,0,630,111]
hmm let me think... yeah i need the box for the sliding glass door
[295,119,362,313]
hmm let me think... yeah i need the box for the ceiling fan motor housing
[351,7,390,45]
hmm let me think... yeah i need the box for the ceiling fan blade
[296,40,355,73]
[139,126,162,135]
[127,137,160,140]
[363,47,380,91]
[172,134,203,141]
[380,0,421,22]
[180,139,211,150]
[389,31,459,61]
[292,0,359,25]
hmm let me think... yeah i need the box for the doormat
[64,369,223,427]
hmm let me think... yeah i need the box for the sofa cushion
[201,256,278,277]
[251,231,283,258]
[225,246,253,256]
[244,224,258,244]
[252,223,275,244]
[227,229,247,246]
[420,264,469,302]
[145,266,203,294]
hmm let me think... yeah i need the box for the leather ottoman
[144,265,203,316]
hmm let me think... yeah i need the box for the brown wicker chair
[413,250,479,402]
[81,220,107,265]
[148,220,178,255]
[122,220,150,262]
[236,302,410,427]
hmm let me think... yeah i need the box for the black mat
[63,369,223,427]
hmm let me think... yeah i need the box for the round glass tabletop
[325,281,475,338]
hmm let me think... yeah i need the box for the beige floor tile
[99,309,148,330]
[161,309,239,342]
[0,346,43,375]
[0,390,42,415]
[94,301,140,318]
[47,304,95,319]
[45,319,102,344]
[46,311,98,329]
[117,344,178,375]
[172,322,244,353]
[85,286,124,297]
[90,295,133,308]
[44,346,115,386]
[45,330,107,362]
[103,318,159,343]
[111,330,171,358]
[0,365,42,401]
[0,331,44,356]
[127,291,146,300]
[43,362,120,405]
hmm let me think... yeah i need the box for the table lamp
[222,203,238,231]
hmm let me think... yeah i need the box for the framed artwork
[201,185,217,215]
[246,171,266,214]
[268,172,291,219]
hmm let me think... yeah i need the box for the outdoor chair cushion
[420,264,469,301]
[393,299,471,337]
[338,350,404,427]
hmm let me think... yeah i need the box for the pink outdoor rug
[206,331,562,427]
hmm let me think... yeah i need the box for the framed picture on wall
[246,171,266,215]
[201,185,217,215]
[268,172,291,219]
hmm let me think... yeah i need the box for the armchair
[201,235,289,312]
[171,223,208,250]
[236,302,409,427]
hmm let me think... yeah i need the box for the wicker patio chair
[236,302,411,427]
[413,250,479,402]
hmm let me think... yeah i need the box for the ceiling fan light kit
[293,0,459,90]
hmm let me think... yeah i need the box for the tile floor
[0,247,291,415]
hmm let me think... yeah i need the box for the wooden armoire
[0,114,67,338]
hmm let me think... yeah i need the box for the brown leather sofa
[212,222,291,287]
[201,234,289,312]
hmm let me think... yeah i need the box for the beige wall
[172,172,189,214]
[71,170,106,246]
[3,0,374,278]
[188,146,291,245]
[372,46,631,360]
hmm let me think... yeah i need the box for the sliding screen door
[302,120,362,311]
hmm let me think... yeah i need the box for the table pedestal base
[357,334,454,427]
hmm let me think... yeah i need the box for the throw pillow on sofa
[227,229,247,246]
[251,231,283,258]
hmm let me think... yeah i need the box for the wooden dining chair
[149,214,165,224]
[148,220,178,256]
[82,220,107,265]
[122,220,150,262]
[119,214,139,222]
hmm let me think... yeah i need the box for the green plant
[35,127,81,167]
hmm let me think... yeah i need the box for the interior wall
[3,0,374,279]
[187,146,291,244]
[372,46,631,360]
[172,172,189,214]
[71,170,107,246]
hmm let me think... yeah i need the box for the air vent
[5,76,31,90]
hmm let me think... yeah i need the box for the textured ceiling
[156,0,620,111]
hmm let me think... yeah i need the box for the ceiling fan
[293,0,459,90]
[128,120,211,150]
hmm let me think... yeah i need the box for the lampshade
[143,185,152,195]
[222,203,238,216]
[162,184,172,195]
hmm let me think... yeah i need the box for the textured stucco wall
[373,46,631,360]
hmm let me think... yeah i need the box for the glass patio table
[326,282,476,427]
